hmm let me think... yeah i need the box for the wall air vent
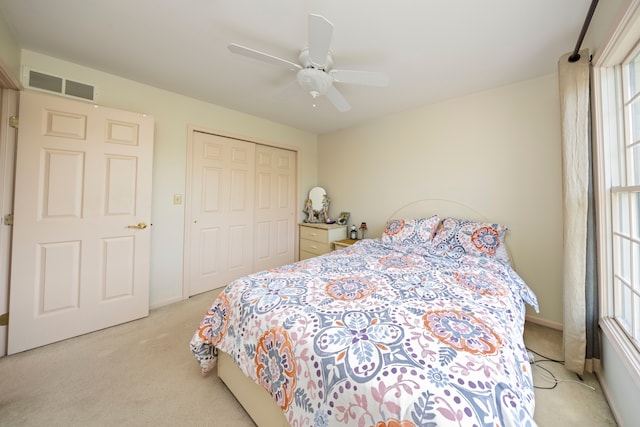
[23,68,96,102]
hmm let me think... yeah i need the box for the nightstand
[333,239,358,250]
[299,223,347,260]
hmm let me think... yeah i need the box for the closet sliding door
[253,144,296,272]
[187,132,255,295]
[185,131,296,296]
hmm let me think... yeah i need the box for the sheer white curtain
[558,49,600,375]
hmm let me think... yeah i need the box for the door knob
[127,222,148,229]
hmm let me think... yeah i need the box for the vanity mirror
[303,186,330,223]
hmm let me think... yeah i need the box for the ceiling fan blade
[227,43,302,71]
[326,86,351,112]
[308,14,333,69]
[329,69,389,87]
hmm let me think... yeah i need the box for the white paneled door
[186,132,296,296]
[187,132,256,295]
[253,144,296,272]
[8,91,154,354]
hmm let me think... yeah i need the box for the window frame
[592,3,640,387]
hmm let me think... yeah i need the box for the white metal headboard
[387,198,490,223]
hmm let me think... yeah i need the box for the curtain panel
[558,49,600,375]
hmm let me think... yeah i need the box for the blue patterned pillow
[430,217,510,263]
[381,215,440,247]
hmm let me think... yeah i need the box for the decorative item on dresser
[298,223,347,260]
[337,211,350,225]
[303,186,331,223]
[359,222,368,239]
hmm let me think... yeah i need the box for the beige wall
[16,50,318,308]
[0,17,20,81]
[318,74,563,326]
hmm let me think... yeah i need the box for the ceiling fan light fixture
[296,68,333,98]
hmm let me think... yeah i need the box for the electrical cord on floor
[526,347,596,391]
[527,348,565,364]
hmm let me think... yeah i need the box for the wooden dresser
[299,223,347,260]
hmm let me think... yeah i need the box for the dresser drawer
[300,225,329,243]
[299,250,318,260]
[298,223,346,260]
[300,238,331,256]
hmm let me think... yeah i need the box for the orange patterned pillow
[431,217,510,263]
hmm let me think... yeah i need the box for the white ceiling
[0,0,592,134]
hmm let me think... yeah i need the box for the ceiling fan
[227,14,389,112]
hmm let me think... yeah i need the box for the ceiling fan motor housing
[296,48,335,98]
[297,68,333,98]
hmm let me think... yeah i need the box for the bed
[190,200,539,427]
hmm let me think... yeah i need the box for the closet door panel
[186,133,295,297]
[253,145,296,272]
[187,132,255,295]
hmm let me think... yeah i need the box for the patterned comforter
[190,239,539,427]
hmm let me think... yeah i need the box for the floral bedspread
[190,239,539,427]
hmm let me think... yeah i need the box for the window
[594,36,640,378]
[611,50,640,350]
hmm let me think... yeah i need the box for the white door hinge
[3,214,13,225]
[9,116,18,128]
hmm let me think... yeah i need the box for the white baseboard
[525,314,563,331]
